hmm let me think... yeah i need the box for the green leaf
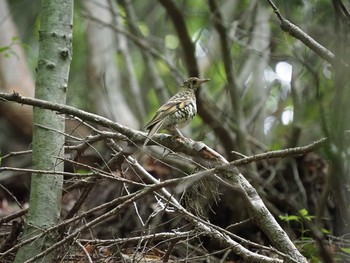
[279,214,300,222]
[300,236,313,241]
[76,169,90,174]
[138,22,149,37]
[299,208,315,221]
[298,208,309,217]
[11,36,19,42]
[321,228,330,234]
[21,43,30,50]
[165,34,179,50]
[0,46,9,53]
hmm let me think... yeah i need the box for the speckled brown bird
[144,77,210,146]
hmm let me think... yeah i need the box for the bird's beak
[198,78,210,85]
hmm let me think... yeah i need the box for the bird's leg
[174,127,185,138]
[169,127,188,143]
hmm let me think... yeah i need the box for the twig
[22,178,188,263]
[0,209,28,225]
[266,0,335,64]
[76,240,93,263]
[0,167,87,177]
[62,183,95,221]
[0,184,23,210]
[0,91,144,141]
[65,131,126,151]
[162,237,181,262]
[1,150,32,161]
[0,183,159,260]
[175,137,327,192]
[231,137,327,165]
[0,221,22,253]
[119,149,287,262]
[77,231,193,245]
[57,157,143,186]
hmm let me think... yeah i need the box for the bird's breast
[172,100,197,128]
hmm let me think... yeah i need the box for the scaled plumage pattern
[144,77,210,146]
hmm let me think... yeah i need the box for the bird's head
[182,77,210,91]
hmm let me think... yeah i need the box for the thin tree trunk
[14,0,73,262]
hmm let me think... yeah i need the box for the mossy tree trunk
[14,0,73,262]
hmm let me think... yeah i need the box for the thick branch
[0,92,224,163]
[0,92,139,140]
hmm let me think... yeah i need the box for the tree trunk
[14,0,73,262]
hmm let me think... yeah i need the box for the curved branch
[0,92,224,163]
[232,137,327,166]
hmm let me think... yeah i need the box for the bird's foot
[171,134,190,143]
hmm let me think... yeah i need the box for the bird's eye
[192,79,197,85]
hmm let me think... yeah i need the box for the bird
[143,77,210,146]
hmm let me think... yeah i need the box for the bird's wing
[144,98,190,130]
[143,119,165,146]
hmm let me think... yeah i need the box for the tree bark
[14,0,73,262]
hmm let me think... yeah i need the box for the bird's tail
[143,121,164,147]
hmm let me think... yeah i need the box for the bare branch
[267,0,335,64]
[232,137,327,166]
[77,230,193,245]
